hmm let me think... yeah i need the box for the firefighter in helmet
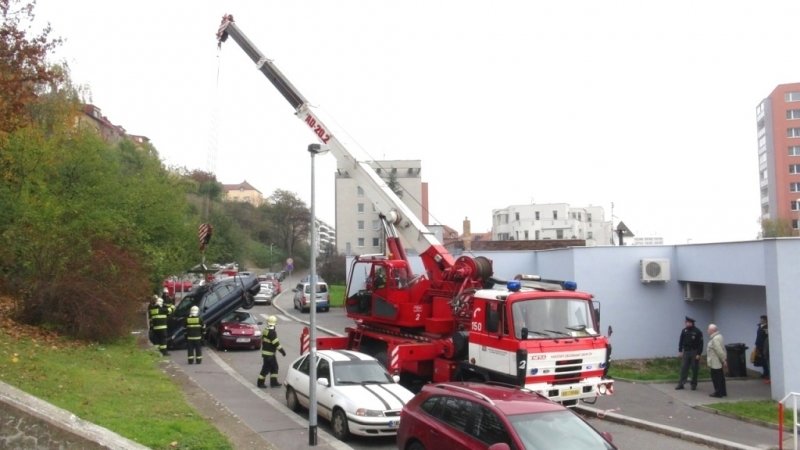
[257,315,286,387]
[185,306,205,364]
[149,295,170,355]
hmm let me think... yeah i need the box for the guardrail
[779,392,800,450]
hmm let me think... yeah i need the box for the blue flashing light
[529,368,538,375]
[507,280,522,292]
[562,280,577,291]
[599,362,607,368]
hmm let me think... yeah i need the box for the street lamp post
[307,143,328,446]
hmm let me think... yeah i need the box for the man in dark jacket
[755,315,769,382]
[149,296,171,356]
[257,315,286,388]
[676,316,703,390]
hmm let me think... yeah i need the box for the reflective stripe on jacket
[186,316,204,340]
[261,328,282,356]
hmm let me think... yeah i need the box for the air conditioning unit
[640,259,670,283]
[684,282,712,301]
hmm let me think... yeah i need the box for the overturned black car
[167,274,260,349]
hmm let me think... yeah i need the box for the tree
[264,189,310,262]
[760,217,795,238]
[0,0,65,133]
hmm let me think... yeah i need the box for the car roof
[315,349,377,363]
[423,382,564,416]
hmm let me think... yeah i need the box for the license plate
[236,338,251,343]
[562,388,580,398]
[388,420,399,428]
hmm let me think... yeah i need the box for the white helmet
[267,315,278,327]
[190,306,199,316]
[163,287,169,293]
[155,297,163,307]
[153,295,160,302]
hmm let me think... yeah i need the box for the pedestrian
[185,306,205,365]
[754,315,769,383]
[676,316,703,390]
[257,315,286,388]
[707,323,727,397]
[149,296,170,356]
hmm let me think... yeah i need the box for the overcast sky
[33,1,800,244]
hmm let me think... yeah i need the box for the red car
[206,310,263,351]
[396,382,617,450]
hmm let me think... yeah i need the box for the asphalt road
[199,290,713,450]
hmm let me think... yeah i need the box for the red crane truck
[217,15,613,405]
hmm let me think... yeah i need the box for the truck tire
[241,293,255,310]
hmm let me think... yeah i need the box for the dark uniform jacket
[186,316,205,341]
[261,328,283,356]
[150,304,170,331]
[679,325,704,353]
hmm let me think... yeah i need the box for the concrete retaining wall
[0,380,148,450]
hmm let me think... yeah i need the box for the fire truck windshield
[511,298,598,339]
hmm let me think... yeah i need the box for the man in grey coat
[706,323,727,398]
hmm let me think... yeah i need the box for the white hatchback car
[284,350,414,441]
[254,282,273,305]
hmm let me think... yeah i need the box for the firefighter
[257,315,286,388]
[185,306,205,364]
[150,296,171,355]
[147,295,159,345]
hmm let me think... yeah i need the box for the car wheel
[330,408,350,441]
[323,307,329,312]
[407,441,426,450]
[286,387,300,412]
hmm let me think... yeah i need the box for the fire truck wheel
[331,408,350,441]
[285,387,300,412]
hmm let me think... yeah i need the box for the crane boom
[216,15,448,264]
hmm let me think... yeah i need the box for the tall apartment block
[335,160,427,255]
[756,83,800,234]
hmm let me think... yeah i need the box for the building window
[357,238,365,247]
[556,229,563,239]
[791,182,800,192]
[786,92,800,102]
[790,146,800,156]
[372,237,380,247]
[588,231,593,239]
[788,109,800,120]
[535,211,540,220]
[515,212,519,221]
[788,128,800,138]
[535,230,540,240]
[524,230,529,239]
[357,203,365,213]
[793,219,800,230]
[357,220,365,230]
[357,186,364,196]
[792,201,800,211]
[587,213,592,222]
[791,164,800,174]
[552,210,558,220]
[372,220,379,230]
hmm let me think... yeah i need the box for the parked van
[293,281,330,313]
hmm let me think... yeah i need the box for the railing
[779,392,800,450]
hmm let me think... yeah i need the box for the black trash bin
[725,343,748,377]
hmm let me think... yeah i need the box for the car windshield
[304,283,327,294]
[509,410,614,450]
[332,360,393,385]
[511,298,598,339]
[223,311,255,324]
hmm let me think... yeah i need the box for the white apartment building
[492,203,612,246]
[315,219,336,255]
[335,159,424,255]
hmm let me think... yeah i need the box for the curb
[576,405,773,450]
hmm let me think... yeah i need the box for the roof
[425,382,563,416]
[222,180,261,193]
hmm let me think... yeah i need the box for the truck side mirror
[520,327,529,340]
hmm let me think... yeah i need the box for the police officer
[676,316,703,390]
[150,296,171,356]
[257,315,286,388]
[185,306,205,365]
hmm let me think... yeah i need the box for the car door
[287,354,312,409]
[427,396,484,449]
[315,358,335,420]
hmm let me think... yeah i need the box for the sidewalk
[577,378,791,450]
